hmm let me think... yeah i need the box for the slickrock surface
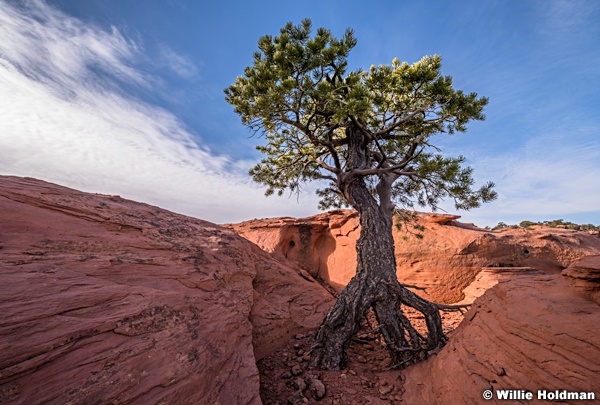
[402,271,600,404]
[229,211,600,302]
[0,176,333,404]
[562,255,600,304]
[457,266,543,304]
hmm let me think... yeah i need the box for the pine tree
[225,19,496,370]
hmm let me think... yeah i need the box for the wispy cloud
[453,126,600,227]
[0,0,148,98]
[0,0,319,223]
[535,0,598,38]
[157,45,198,78]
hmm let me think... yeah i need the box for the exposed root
[399,282,428,292]
[435,302,472,314]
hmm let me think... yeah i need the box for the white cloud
[0,0,148,96]
[535,0,598,37]
[0,0,320,223]
[2,1,598,229]
[157,45,198,78]
[452,128,600,227]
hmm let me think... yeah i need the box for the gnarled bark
[309,124,447,370]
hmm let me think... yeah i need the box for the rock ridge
[229,210,600,303]
[0,176,333,404]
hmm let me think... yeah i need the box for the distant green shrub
[519,220,537,229]
[516,219,599,231]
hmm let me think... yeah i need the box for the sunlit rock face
[229,210,600,303]
[402,271,600,404]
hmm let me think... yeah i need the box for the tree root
[310,275,450,370]
[399,282,428,292]
[435,302,472,314]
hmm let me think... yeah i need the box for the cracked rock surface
[0,176,333,404]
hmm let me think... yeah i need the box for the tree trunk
[309,124,447,370]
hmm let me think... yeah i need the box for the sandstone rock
[420,213,461,225]
[0,176,333,404]
[458,266,543,304]
[230,210,600,303]
[287,390,309,405]
[562,255,600,304]
[403,274,600,404]
[293,377,306,391]
[228,211,357,290]
[291,364,303,376]
[309,378,326,400]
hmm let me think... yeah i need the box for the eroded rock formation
[3,175,599,404]
[229,211,600,302]
[562,255,600,304]
[0,176,333,404]
[402,264,600,404]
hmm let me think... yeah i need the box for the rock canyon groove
[228,210,600,303]
[2,176,600,403]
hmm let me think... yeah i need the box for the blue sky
[1,0,599,227]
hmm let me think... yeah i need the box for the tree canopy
[225,19,496,214]
[226,18,498,371]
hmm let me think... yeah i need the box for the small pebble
[291,364,303,376]
[309,378,326,400]
[294,377,306,391]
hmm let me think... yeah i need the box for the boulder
[0,176,333,404]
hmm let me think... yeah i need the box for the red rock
[562,255,600,304]
[229,211,600,303]
[309,377,326,399]
[0,176,333,404]
[227,211,356,289]
[402,273,600,404]
[457,266,543,304]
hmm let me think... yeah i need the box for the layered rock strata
[403,267,600,404]
[229,211,600,302]
[0,176,333,404]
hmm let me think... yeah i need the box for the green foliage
[492,222,508,231]
[522,219,599,231]
[519,220,537,229]
[225,19,496,212]
[493,219,599,231]
[394,210,425,239]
